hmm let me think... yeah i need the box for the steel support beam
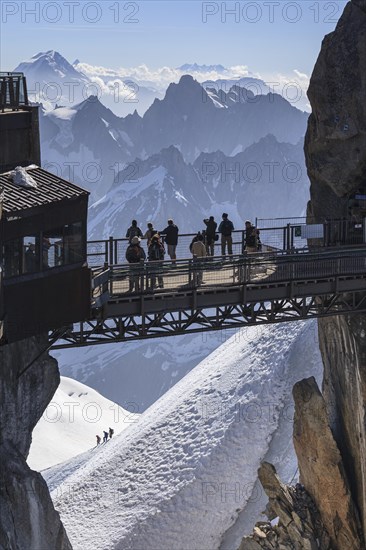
[51,287,366,349]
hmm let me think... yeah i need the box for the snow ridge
[46,321,322,550]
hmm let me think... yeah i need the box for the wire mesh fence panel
[87,240,108,266]
[88,220,366,270]
[257,217,308,228]
[112,231,246,264]
[96,246,366,300]
[257,227,286,251]
[257,218,366,250]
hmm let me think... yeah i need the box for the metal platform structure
[51,244,366,349]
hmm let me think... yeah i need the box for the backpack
[128,226,141,240]
[127,245,142,263]
[189,237,197,253]
[149,242,164,261]
[221,219,233,236]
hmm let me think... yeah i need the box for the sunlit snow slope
[28,377,139,471]
[45,321,322,550]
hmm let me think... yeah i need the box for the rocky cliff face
[0,335,72,549]
[240,1,366,548]
[305,0,366,544]
[305,0,366,215]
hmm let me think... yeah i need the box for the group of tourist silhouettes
[124,214,261,291]
[96,427,114,446]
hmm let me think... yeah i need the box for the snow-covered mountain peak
[14,50,87,82]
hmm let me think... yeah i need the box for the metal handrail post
[188,259,193,287]
[286,224,291,251]
[109,236,113,266]
[140,259,145,292]
[114,239,118,264]
[104,241,108,264]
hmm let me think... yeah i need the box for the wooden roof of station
[0,166,89,216]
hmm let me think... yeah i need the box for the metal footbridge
[51,223,366,349]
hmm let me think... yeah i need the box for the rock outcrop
[293,377,363,549]
[0,335,72,549]
[239,462,331,550]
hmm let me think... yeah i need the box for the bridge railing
[86,229,282,267]
[257,218,366,251]
[87,219,366,268]
[90,247,366,302]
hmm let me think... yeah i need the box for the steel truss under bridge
[51,291,366,349]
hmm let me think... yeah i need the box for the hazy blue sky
[1,1,347,75]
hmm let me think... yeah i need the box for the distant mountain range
[38,72,308,201]
[14,50,160,116]
[88,138,309,239]
[14,51,310,115]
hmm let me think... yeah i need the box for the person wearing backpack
[125,236,146,292]
[218,213,234,257]
[148,234,165,289]
[126,220,143,243]
[189,231,203,253]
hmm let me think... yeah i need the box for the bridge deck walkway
[47,246,365,349]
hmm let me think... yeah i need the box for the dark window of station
[43,222,84,269]
[2,222,85,278]
[43,228,65,269]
